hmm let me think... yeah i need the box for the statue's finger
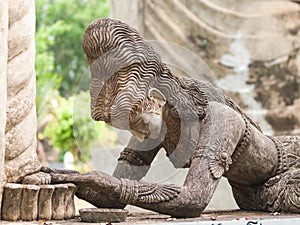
[50,173,90,184]
[50,173,73,183]
[40,166,54,173]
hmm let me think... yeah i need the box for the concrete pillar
[0,0,8,219]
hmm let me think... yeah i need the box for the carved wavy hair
[82,18,208,128]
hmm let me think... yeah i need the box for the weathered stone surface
[0,0,8,219]
[20,185,40,221]
[5,74,36,133]
[5,105,36,161]
[22,171,51,185]
[37,185,55,220]
[1,183,23,221]
[7,0,32,26]
[7,0,35,61]
[3,0,40,185]
[1,183,76,221]
[7,44,35,97]
[266,99,300,135]
[65,183,76,219]
[79,208,129,223]
[5,137,41,183]
[52,184,68,220]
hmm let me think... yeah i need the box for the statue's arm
[117,153,220,217]
[50,103,245,217]
[113,136,162,180]
[116,103,246,217]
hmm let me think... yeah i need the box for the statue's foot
[22,171,51,185]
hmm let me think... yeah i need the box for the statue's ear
[148,88,166,106]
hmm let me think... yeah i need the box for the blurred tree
[35,0,112,164]
[43,91,117,162]
[35,19,68,129]
[36,0,110,96]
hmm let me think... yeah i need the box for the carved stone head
[82,18,167,140]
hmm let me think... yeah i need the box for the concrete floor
[1,210,300,225]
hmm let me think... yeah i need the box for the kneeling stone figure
[47,18,300,218]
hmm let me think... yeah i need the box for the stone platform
[1,210,300,225]
[1,183,76,221]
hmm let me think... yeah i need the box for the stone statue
[47,18,300,217]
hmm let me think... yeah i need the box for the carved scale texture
[120,178,180,204]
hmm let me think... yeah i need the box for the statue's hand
[22,171,51,185]
[49,171,121,191]
[48,171,124,208]
[40,166,79,174]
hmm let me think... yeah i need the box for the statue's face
[129,89,166,142]
[89,52,168,141]
[91,72,166,141]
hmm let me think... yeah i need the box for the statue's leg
[229,181,264,211]
[277,136,300,157]
[259,169,300,213]
[231,169,300,213]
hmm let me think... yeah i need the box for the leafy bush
[36,0,110,96]
[35,0,112,164]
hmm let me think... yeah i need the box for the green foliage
[36,0,110,96]
[35,0,112,163]
[35,20,70,127]
[43,91,117,162]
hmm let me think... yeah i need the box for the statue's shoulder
[178,77,226,104]
[179,77,212,88]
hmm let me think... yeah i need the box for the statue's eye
[171,108,179,118]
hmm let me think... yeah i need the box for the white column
[0,0,8,218]
[5,0,40,183]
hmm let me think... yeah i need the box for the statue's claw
[50,173,74,184]
[41,166,79,174]
[22,171,51,185]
